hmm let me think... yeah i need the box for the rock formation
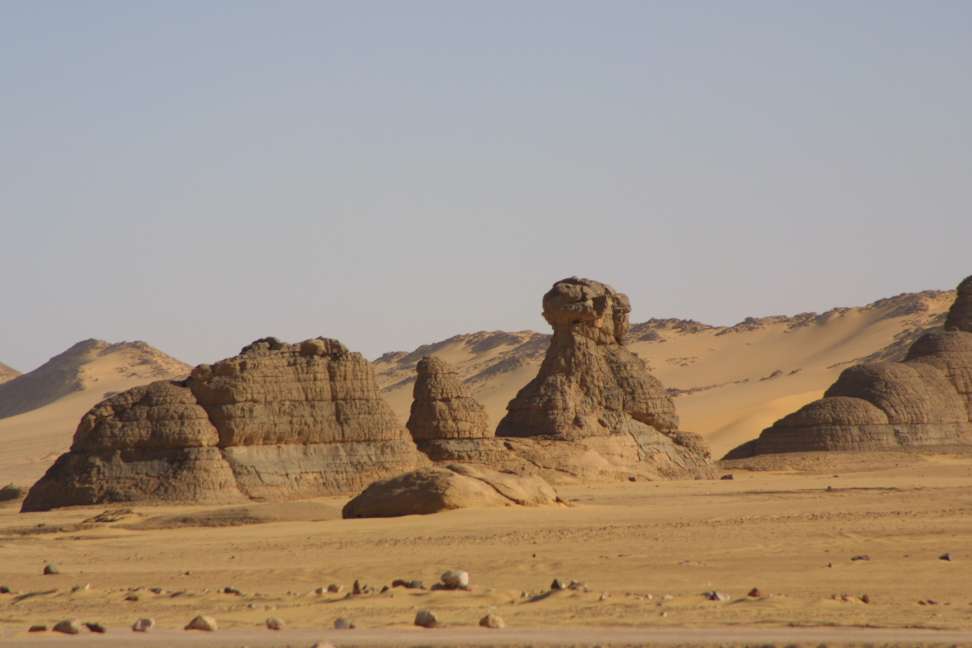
[728,275,972,458]
[406,356,494,460]
[22,337,426,511]
[342,463,561,518]
[492,277,710,478]
[0,362,19,385]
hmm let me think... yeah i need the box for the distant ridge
[0,362,19,385]
[0,339,190,420]
[374,289,955,457]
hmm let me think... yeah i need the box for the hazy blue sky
[2,1,971,372]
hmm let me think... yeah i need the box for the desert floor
[3,453,972,646]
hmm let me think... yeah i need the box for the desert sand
[2,453,972,645]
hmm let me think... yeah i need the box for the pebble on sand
[132,618,155,632]
[940,552,953,561]
[53,619,81,635]
[185,615,218,631]
[28,625,48,633]
[266,617,284,631]
[747,587,763,598]
[479,613,505,629]
[85,622,107,634]
[43,564,60,575]
[333,617,355,630]
[440,570,470,590]
[414,609,440,628]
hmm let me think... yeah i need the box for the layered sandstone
[342,463,561,518]
[406,356,495,460]
[22,337,425,511]
[729,275,972,458]
[491,277,711,479]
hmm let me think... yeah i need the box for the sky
[2,1,971,372]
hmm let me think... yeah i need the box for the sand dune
[0,340,190,486]
[0,362,19,385]
[375,290,954,458]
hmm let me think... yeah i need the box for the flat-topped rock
[23,337,425,511]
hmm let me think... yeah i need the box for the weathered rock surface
[23,338,426,511]
[730,276,972,458]
[342,464,561,518]
[494,277,711,478]
[408,356,491,442]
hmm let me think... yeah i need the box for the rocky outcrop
[342,464,561,518]
[406,356,494,460]
[0,362,19,385]
[493,277,710,478]
[729,276,972,458]
[22,337,426,511]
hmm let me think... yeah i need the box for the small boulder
[327,583,343,593]
[720,474,734,480]
[550,578,567,591]
[747,587,763,598]
[85,622,107,633]
[479,613,505,629]
[392,578,425,589]
[132,618,155,632]
[28,625,48,633]
[0,585,11,594]
[441,570,469,590]
[53,619,81,635]
[265,617,284,631]
[333,617,355,630]
[223,585,242,595]
[704,591,730,601]
[940,553,953,561]
[850,554,871,561]
[861,593,872,604]
[125,593,140,602]
[185,615,217,631]
[414,609,440,628]
[311,643,337,648]
[43,563,60,575]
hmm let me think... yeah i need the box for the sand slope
[0,340,190,486]
[0,362,19,385]
[375,291,954,458]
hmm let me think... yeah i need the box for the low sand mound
[0,339,190,420]
[23,337,426,511]
[0,362,19,385]
[342,464,561,518]
[729,275,972,458]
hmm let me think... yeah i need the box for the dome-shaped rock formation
[406,356,495,461]
[494,277,711,478]
[728,275,972,458]
[342,463,561,518]
[22,337,426,511]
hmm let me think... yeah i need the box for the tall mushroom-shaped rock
[22,337,426,511]
[495,277,711,476]
[728,275,972,458]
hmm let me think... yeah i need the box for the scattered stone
[353,579,364,595]
[414,609,439,628]
[311,643,337,648]
[940,553,953,561]
[149,587,164,594]
[185,615,217,631]
[827,562,833,568]
[392,579,425,589]
[568,580,587,591]
[599,593,609,601]
[71,583,91,593]
[441,570,470,590]
[380,585,390,594]
[705,591,730,602]
[861,593,871,604]
[479,613,505,629]
[550,578,568,591]
[720,474,734,480]
[28,625,48,633]
[132,618,155,632]
[628,475,637,482]
[85,622,107,633]
[748,587,763,598]
[223,586,242,595]
[43,563,59,575]
[333,617,355,630]
[327,583,343,594]
[125,593,140,602]
[265,617,284,631]
[53,619,81,635]
[0,585,10,594]
[851,554,871,561]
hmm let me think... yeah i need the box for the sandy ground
[3,453,972,646]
